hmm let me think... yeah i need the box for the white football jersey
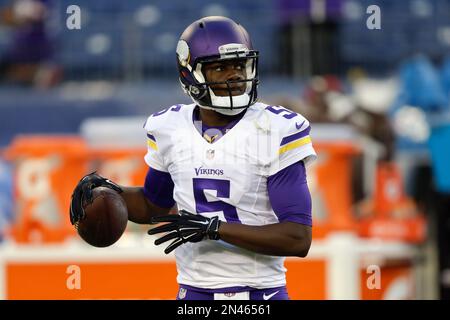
[144,102,316,289]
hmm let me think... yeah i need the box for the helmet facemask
[178,42,259,115]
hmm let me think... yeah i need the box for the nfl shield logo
[178,288,187,299]
[224,293,235,297]
[206,149,215,160]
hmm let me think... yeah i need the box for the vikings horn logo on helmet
[176,40,190,68]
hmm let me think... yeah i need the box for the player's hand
[69,172,123,225]
[148,210,221,254]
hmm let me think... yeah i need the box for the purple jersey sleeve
[143,167,175,208]
[267,161,312,226]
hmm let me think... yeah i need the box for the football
[75,186,128,247]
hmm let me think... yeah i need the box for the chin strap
[198,104,248,116]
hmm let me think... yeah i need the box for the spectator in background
[393,55,448,115]
[275,0,342,77]
[390,55,449,200]
[0,0,60,88]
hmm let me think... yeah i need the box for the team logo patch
[178,288,187,299]
[206,149,215,160]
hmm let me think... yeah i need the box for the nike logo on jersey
[263,290,279,300]
[295,121,305,130]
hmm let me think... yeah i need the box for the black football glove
[148,210,221,254]
[69,171,123,225]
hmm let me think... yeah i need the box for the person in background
[0,0,60,88]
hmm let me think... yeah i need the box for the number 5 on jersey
[193,178,241,223]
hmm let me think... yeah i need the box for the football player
[70,16,316,300]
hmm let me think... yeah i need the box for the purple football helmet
[176,16,259,115]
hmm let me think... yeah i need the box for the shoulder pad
[143,104,185,132]
[262,105,311,139]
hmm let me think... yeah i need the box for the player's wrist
[206,216,221,240]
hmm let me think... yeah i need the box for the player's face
[202,59,247,96]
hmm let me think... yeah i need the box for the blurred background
[0,0,450,300]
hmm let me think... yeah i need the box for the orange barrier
[4,255,414,300]
[6,260,179,300]
[361,263,415,300]
[4,258,325,300]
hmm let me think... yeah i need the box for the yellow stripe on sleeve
[278,136,311,155]
[147,139,158,151]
